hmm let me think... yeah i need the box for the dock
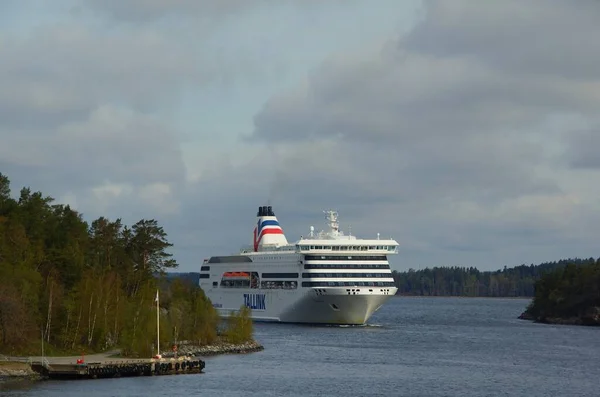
[30,357,205,380]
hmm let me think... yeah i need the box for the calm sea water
[3,297,599,397]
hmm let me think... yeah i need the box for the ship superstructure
[199,206,398,325]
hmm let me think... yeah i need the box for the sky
[1,0,599,272]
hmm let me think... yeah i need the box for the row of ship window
[200,264,390,273]
[301,273,392,278]
[302,281,395,287]
[304,255,387,261]
[259,272,395,278]
[299,246,396,252]
[219,280,298,289]
[214,280,395,289]
[200,271,392,280]
[203,254,391,267]
[304,264,390,269]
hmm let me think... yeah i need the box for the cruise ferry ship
[199,206,398,325]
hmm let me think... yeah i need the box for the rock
[580,306,600,325]
[160,340,264,358]
[0,363,38,380]
[518,311,535,321]
[542,316,583,325]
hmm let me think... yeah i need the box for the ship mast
[324,210,339,237]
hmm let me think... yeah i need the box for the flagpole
[156,289,160,357]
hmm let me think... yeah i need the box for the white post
[156,289,160,357]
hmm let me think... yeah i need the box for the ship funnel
[253,205,288,251]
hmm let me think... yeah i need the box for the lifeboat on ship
[222,271,251,280]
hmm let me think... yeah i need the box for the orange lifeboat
[222,272,250,279]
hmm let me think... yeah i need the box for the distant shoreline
[396,295,531,300]
[518,310,600,326]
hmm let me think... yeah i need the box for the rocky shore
[161,340,264,358]
[0,362,39,381]
[518,306,600,326]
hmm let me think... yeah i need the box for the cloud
[0,14,198,220]
[2,0,599,272]
[405,0,600,80]
[82,0,268,21]
[81,0,350,22]
[1,104,185,191]
[245,0,600,267]
[0,23,204,128]
[566,125,600,169]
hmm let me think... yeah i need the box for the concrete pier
[30,357,205,380]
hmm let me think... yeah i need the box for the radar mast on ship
[324,210,340,237]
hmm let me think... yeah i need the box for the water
[2,297,598,396]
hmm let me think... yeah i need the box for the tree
[0,173,12,216]
[224,306,253,344]
[131,219,178,275]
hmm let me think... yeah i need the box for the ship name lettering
[243,293,266,310]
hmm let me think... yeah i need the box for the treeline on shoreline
[0,173,251,357]
[522,258,600,324]
[391,258,597,297]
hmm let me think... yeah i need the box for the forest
[522,259,600,324]
[392,258,598,297]
[0,173,251,357]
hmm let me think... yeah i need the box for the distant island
[0,173,257,358]
[518,259,600,326]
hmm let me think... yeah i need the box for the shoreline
[0,363,41,382]
[396,295,532,300]
[161,340,264,358]
[0,340,264,381]
[518,309,600,326]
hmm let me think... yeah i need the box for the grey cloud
[82,0,344,22]
[3,0,599,273]
[1,105,185,194]
[253,51,599,146]
[53,105,185,186]
[405,0,600,80]
[566,126,600,168]
[82,0,267,21]
[252,0,600,149]
[250,0,600,190]
[240,0,600,270]
[0,24,204,129]
[0,20,200,197]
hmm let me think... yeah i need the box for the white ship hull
[211,285,397,325]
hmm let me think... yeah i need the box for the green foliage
[119,284,166,358]
[224,306,253,344]
[525,258,600,321]
[0,172,231,357]
[392,259,594,297]
[167,278,219,346]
